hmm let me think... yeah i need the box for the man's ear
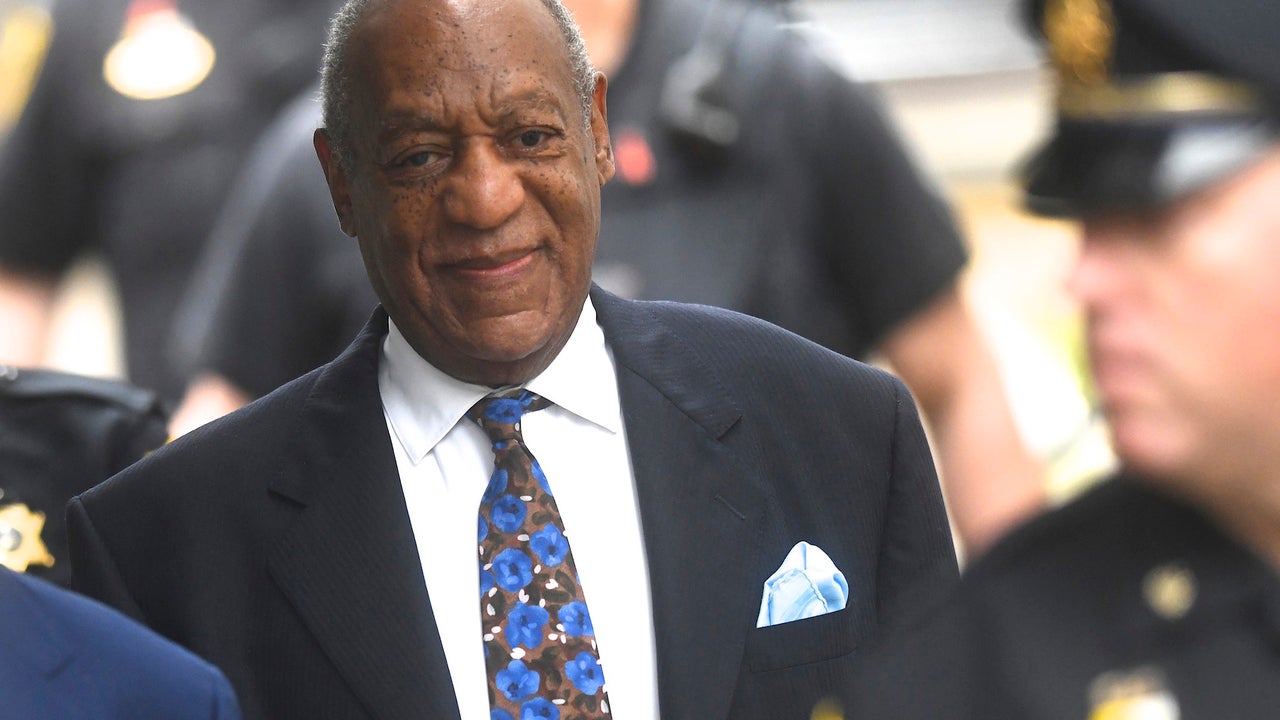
[314,128,358,238]
[589,72,615,185]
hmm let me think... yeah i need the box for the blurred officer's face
[317,0,614,387]
[1070,148,1280,502]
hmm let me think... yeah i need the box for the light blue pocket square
[756,541,849,628]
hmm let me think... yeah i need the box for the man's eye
[403,151,437,167]
[517,130,548,148]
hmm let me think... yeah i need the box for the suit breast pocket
[742,606,860,673]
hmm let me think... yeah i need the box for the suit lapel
[260,295,778,720]
[594,289,779,719]
[266,311,461,720]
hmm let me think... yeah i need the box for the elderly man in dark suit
[1,566,241,719]
[66,0,957,718]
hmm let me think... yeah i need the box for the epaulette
[0,365,165,416]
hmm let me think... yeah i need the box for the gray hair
[319,0,595,169]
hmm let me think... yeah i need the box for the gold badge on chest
[1087,666,1180,720]
[0,502,55,572]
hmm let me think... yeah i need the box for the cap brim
[1020,116,1278,219]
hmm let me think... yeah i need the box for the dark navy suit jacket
[0,567,241,719]
[67,289,957,720]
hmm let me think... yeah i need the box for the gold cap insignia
[0,502,55,572]
[1087,666,1180,720]
[1043,0,1115,85]
[1143,562,1196,621]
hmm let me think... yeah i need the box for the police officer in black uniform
[850,0,1280,717]
[0,366,167,589]
[0,0,338,402]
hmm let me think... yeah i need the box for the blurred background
[0,0,1115,502]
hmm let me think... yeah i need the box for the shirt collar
[380,296,621,464]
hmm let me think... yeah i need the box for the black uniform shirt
[0,366,167,589]
[852,477,1280,719]
[594,0,967,358]
[0,0,337,400]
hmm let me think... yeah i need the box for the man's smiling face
[319,0,613,386]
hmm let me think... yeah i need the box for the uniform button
[1143,562,1197,621]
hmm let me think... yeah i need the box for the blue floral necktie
[470,390,612,720]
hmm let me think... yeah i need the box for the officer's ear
[314,128,358,238]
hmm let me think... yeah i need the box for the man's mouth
[447,247,538,278]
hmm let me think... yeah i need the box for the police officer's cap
[1019,0,1280,218]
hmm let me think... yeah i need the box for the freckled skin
[315,0,615,387]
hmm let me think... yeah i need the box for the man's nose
[441,142,524,229]
[1066,222,1126,306]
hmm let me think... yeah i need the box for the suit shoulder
[1,569,239,717]
[635,298,898,386]
[82,366,322,499]
[78,312,385,510]
[594,293,911,436]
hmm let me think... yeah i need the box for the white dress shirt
[379,298,659,720]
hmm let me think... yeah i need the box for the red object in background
[614,127,657,187]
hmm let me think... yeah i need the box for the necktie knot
[468,390,550,445]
